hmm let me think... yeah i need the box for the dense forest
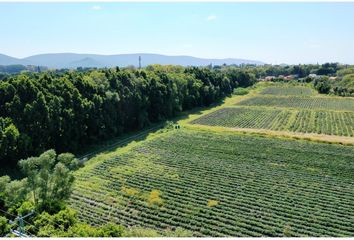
[0,65,255,167]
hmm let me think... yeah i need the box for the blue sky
[1,2,354,64]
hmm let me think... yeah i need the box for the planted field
[191,107,354,137]
[70,129,354,237]
[191,107,292,131]
[238,96,354,112]
[260,86,314,96]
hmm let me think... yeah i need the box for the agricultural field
[237,95,354,112]
[259,85,315,96]
[191,107,354,137]
[70,129,354,237]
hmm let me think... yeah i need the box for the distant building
[264,76,276,81]
[308,73,319,79]
[284,75,294,80]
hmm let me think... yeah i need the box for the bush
[100,223,125,237]
[17,201,34,216]
[233,87,249,95]
[65,223,101,237]
[0,216,10,236]
[123,227,161,237]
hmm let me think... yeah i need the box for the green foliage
[332,74,354,96]
[233,87,249,95]
[0,176,10,206]
[0,66,254,167]
[1,178,28,212]
[34,208,77,236]
[0,216,10,236]
[122,227,161,237]
[0,117,20,165]
[33,208,134,237]
[336,67,354,77]
[235,62,341,79]
[0,65,47,74]
[99,223,125,237]
[313,77,331,94]
[18,150,78,213]
[316,63,339,75]
[17,201,35,216]
[71,129,354,236]
[64,223,103,237]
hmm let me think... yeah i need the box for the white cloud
[92,5,101,11]
[206,15,217,21]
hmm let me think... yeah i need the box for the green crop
[70,129,354,237]
[191,107,354,137]
[260,86,315,96]
[238,96,354,112]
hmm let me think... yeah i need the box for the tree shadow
[76,98,227,162]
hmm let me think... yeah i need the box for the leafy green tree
[33,208,124,237]
[0,216,10,236]
[314,77,331,94]
[18,150,79,212]
[0,117,20,165]
[99,223,125,237]
[0,176,10,207]
[34,208,77,237]
[0,177,27,212]
[64,223,100,237]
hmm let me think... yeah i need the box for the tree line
[0,65,255,167]
[221,62,343,79]
[313,67,354,96]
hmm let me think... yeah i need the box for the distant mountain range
[0,53,264,69]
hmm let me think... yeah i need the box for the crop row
[237,96,354,112]
[191,107,354,137]
[260,86,314,96]
[70,130,354,236]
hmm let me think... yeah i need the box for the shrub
[0,216,10,237]
[233,87,249,95]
